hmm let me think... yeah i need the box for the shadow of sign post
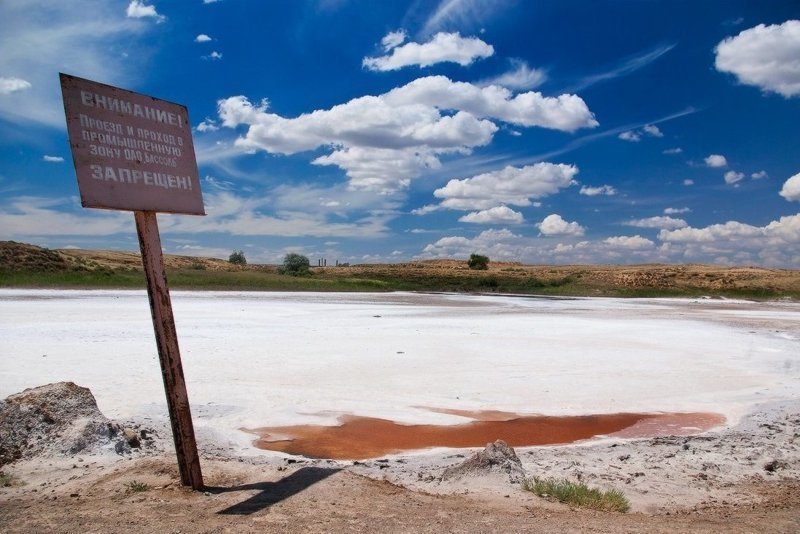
[206,467,342,515]
[60,73,205,490]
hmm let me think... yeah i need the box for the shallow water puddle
[248,409,725,460]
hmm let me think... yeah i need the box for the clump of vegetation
[278,253,311,276]
[477,276,499,289]
[521,477,630,513]
[125,480,151,493]
[0,471,22,487]
[468,253,489,270]
[228,250,247,266]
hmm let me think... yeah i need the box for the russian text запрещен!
[89,164,194,190]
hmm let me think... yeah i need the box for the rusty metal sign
[60,73,205,215]
[60,73,206,489]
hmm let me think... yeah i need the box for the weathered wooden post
[60,73,205,489]
[135,211,203,488]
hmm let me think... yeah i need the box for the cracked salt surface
[1,289,798,454]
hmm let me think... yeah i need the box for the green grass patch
[125,480,150,493]
[0,269,145,288]
[2,267,797,300]
[168,270,393,292]
[521,477,630,513]
[0,269,395,292]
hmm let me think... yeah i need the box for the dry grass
[125,480,150,493]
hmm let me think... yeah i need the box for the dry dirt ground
[1,456,799,533]
[3,397,800,534]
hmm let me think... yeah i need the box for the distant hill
[0,241,231,273]
[1,240,798,299]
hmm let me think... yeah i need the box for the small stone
[763,459,787,473]
[122,428,140,448]
[114,440,129,455]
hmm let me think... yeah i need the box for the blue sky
[1,0,799,267]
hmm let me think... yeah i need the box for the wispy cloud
[510,107,699,167]
[0,1,147,129]
[0,77,32,95]
[568,43,676,92]
[425,106,699,183]
[478,59,547,90]
[419,0,512,37]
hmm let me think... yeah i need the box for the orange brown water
[249,410,725,460]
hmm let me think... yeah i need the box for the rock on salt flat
[1,290,798,453]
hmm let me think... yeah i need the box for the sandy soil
[2,399,799,533]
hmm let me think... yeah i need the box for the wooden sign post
[60,73,205,489]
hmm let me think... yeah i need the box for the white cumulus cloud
[381,30,407,51]
[363,32,493,71]
[382,76,597,131]
[724,170,745,184]
[433,163,578,210]
[619,125,663,143]
[603,235,654,249]
[195,118,219,132]
[780,172,800,201]
[579,185,616,196]
[420,228,519,259]
[751,170,768,180]
[663,147,683,155]
[195,34,212,42]
[0,77,31,94]
[415,213,800,266]
[459,206,524,224]
[626,216,688,230]
[126,1,165,22]
[411,204,441,215]
[664,207,691,215]
[42,155,64,163]
[537,214,585,236]
[656,214,800,266]
[705,154,728,168]
[217,76,595,192]
[642,124,663,137]
[618,130,640,142]
[715,20,800,97]
[659,214,800,246]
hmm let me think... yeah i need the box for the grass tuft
[0,471,22,487]
[522,477,630,513]
[125,480,150,493]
